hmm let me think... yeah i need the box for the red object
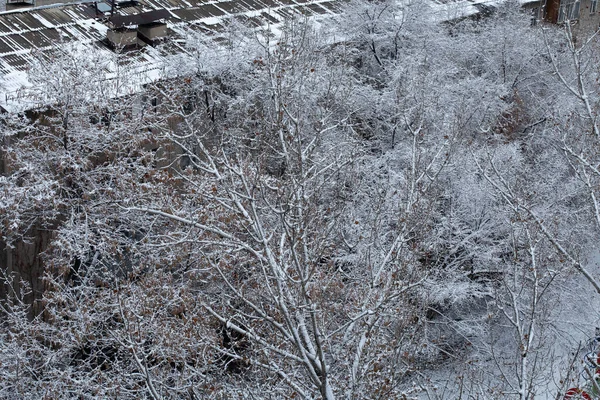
[564,388,592,400]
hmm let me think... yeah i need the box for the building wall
[573,0,600,38]
[0,226,55,318]
[0,135,8,176]
[544,0,600,33]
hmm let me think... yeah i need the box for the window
[531,7,539,25]
[558,0,580,22]
[591,0,598,14]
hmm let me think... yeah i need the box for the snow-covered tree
[3,4,600,399]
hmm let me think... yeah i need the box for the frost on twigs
[3,2,600,399]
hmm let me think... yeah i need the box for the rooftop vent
[137,22,168,44]
[106,9,170,48]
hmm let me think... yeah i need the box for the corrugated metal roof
[0,0,342,112]
[0,0,527,112]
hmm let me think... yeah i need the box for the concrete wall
[573,0,600,39]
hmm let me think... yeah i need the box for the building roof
[0,0,343,112]
[0,0,537,112]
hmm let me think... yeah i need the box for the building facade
[529,0,600,38]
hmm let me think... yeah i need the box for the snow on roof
[0,0,341,112]
[0,0,539,112]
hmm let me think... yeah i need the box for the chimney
[137,22,168,45]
